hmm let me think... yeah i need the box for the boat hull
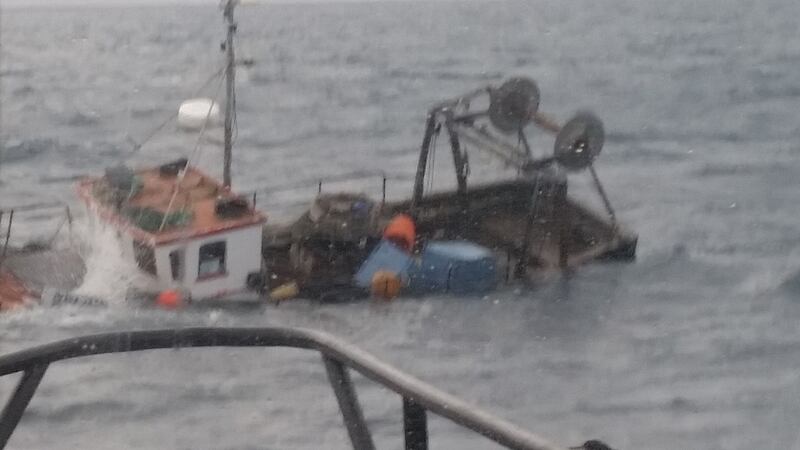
[262,178,637,298]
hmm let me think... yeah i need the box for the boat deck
[383,179,636,270]
[0,248,86,310]
[78,166,265,245]
[261,178,637,294]
[0,269,29,310]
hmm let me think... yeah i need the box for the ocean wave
[24,399,132,422]
[384,67,503,82]
[606,129,747,144]
[249,123,398,149]
[695,161,795,178]
[60,111,101,127]
[0,67,33,78]
[1,138,56,163]
[574,396,701,415]
[605,144,689,163]
[12,85,36,98]
[727,83,800,104]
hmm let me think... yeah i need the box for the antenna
[222,0,238,189]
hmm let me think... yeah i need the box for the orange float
[370,271,402,300]
[156,289,184,309]
[383,214,416,252]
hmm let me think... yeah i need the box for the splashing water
[71,217,156,304]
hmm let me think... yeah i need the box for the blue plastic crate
[408,241,497,295]
[353,240,413,288]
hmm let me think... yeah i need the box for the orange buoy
[383,214,416,252]
[370,270,402,300]
[156,289,184,309]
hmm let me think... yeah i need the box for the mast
[222,0,237,189]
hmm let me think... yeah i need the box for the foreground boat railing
[0,327,564,450]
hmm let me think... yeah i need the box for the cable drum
[488,77,540,133]
[553,112,604,171]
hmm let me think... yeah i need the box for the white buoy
[177,98,222,130]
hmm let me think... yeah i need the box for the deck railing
[0,327,565,450]
[0,202,73,271]
[250,171,411,215]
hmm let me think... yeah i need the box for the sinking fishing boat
[263,79,637,298]
[0,0,635,309]
[77,162,266,303]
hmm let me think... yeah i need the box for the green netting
[93,175,143,207]
[164,210,193,228]
[123,207,192,232]
[128,176,143,197]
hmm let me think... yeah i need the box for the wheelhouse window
[133,240,156,275]
[198,241,226,278]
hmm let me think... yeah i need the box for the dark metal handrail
[0,327,565,450]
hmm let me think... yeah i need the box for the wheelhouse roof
[77,166,265,246]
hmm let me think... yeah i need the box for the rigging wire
[426,124,440,195]
[127,66,226,157]
[427,130,437,193]
[187,70,226,174]
[231,78,238,148]
[158,71,226,232]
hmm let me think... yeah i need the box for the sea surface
[2,0,800,449]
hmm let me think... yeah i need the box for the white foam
[71,218,156,305]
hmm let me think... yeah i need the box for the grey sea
[2,0,800,448]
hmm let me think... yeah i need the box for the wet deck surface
[387,180,635,269]
[2,248,86,293]
[0,270,29,310]
[79,167,265,245]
